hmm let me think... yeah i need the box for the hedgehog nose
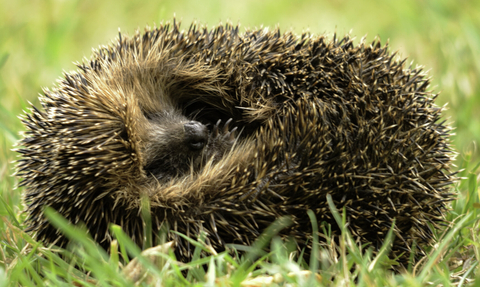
[184,121,208,150]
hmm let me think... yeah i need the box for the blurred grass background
[0,0,479,282]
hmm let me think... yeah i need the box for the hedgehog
[17,21,456,266]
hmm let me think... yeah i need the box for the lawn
[1,0,479,286]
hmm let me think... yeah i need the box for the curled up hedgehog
[17,21,456,266]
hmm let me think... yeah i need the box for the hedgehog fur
[17,21,456,266]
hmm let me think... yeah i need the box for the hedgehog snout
[183,121,208,150]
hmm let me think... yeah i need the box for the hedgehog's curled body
[18,22,455,265]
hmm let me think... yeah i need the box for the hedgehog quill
[17,21,456,266]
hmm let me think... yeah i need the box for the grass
[1,0,479,285]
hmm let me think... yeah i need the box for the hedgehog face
[142,108,237,182]
[143,111,206,181]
